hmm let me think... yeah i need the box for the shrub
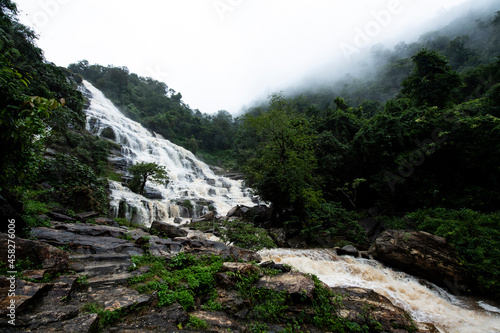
[38,154,108,213]
[219,220,277,251]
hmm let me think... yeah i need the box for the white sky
[13,0,477,115]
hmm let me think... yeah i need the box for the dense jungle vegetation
[1,0,499,298]
[1,0,117,221]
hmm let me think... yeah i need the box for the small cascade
[259,248,500,333]
[82,80,257,227]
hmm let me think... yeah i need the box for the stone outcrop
[368,229,471,293]
[255,272,317,300]
[337,244,359,257]
[150,220,188,238]
[0,233,69,274]
[332,287,439,333]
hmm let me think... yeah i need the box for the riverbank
[0,218,437,332]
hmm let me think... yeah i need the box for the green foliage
[49,130,119,177]
[38,154,109,214]
[405,208,500,298]
[309,275,346,331]
[81,302,126,331]
[0,6,84,190]
[128,162,169,195]
[305,202,366,245]
[336,178,367,211]
[201,290,224,311]
[219,220,277,251]
[186,315,210,330]
[129,253,225,311]
[242,94,322,218]
[251,289,289,322]
[76,275,89,288]
[401,49,462,108]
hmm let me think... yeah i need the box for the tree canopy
[401,49,461,108]
[129,162,169,195]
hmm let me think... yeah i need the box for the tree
[242,94,321,220]
[401,49,461,108]
[129,162,169,195]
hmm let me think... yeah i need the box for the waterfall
[82,80,257,226]
[259,248,500,333]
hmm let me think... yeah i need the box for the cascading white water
[259,248,500,333]
[82,80,257,226]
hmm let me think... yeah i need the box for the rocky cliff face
[0,218,437,332]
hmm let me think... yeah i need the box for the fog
[13,0,498,115]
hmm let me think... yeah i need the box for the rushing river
[259,248,500,333]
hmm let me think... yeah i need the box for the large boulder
[368,230,471,293]
[150,220,188,238]
[255,272,317,301]
[332,287,438,333]
[0,233,69,273]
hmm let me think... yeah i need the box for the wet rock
[190,311,242,331]
[259,261,292,273]
[359,251,370,259]
[332,286,434,333]
[160,302,189,324]
[337,245,359,257]
[101,126,116,140]
[88,286,152,311]
[287,235,308,248]
[191,211,215,223]
[226,205,272,225]
[0,277,52,323]
[75,211,99,222]
[221,262,259,275]
[368,230,471,293]
[269,228,286,247]
[255,273,316,301]
[0,233,69,273]
[150,220,188,238]
[31,227,143,255]
[358,217,383,242]
[48,212,76,222]
[94,217,118,226]
[229,246,261,262]
[143,187,163,200]
[226,205,249,218]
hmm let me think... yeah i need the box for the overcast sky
[14,0,482,115]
